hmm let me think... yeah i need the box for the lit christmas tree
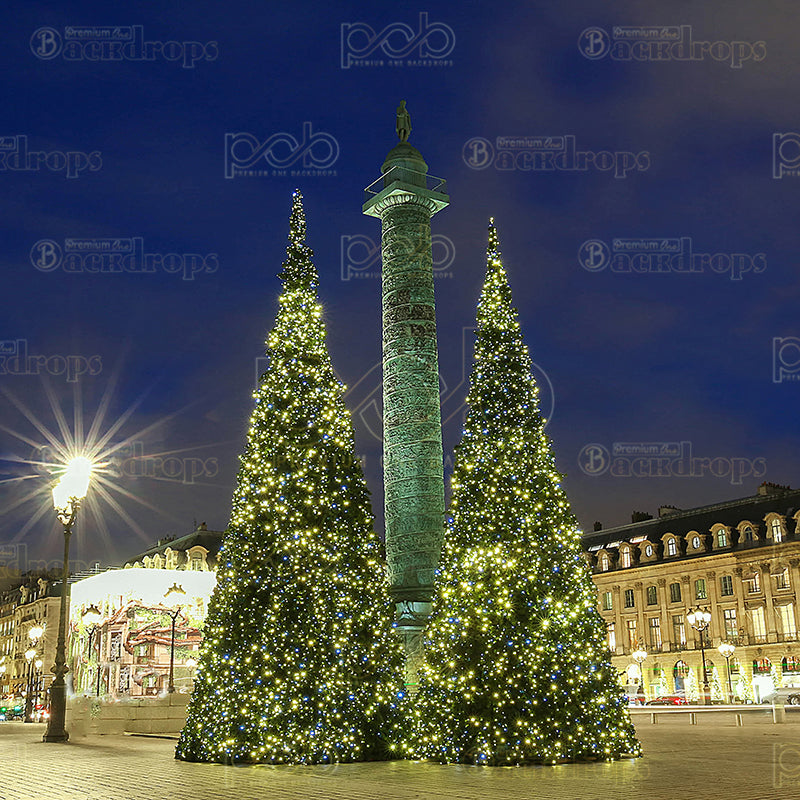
[176,191,407,764]
[411,221,640,765]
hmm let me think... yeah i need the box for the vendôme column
[362,102,449,687]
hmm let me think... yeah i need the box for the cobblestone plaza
[2,716,800,800]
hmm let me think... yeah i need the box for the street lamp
[34,659,43,720]
[631,645,648,703]
[718,642,736,704]
[163,583,185,694]
[44,456,92,743]
[687,605,712,704]
[82,605,103,696]
[24,625,44,723]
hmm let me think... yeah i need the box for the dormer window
[600,553,610,572]
[716,529,728,547]
[771,517,785,543]
[621,548,632,568]
[666,538,678,557]
[743,526,754,542]
[691,535,701,550]
[644,544,654,557]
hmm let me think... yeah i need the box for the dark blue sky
[2,0,798,568]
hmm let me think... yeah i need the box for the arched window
[600,553,610,572]
[783,656,800,674]
[666,538,678,557]
[674,660,690,678]
[621,547,632,568]
[771,517,784,543]
[716,528,728,547]
[743,526,754,542]
[753,657,772,674]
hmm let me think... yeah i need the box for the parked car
[645,696,689,706]
[761,687,800,706]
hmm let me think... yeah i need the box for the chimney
[593,521,603,531]
[631,511,653,523]
[659,505,681,517]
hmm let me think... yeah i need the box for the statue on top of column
[396,100,412,143]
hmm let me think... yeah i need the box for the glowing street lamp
[24,625,44,723]
[163,583,185,694]
[718,642,737,704]
[82,605,104,696]
[631,645,648,703]
[44,456,92,743]
[687,605,712,704]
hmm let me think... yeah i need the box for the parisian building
[0,576,60,704]
[583,482,800,703]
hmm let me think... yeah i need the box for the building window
[746,570,762,594]
[191,557,202,571]
[607,623,616,652]
[646,585,657,605]
[621,548,632,568]
[672,614,687,646]
[777,604,797,638]
[666,538,678,557]
[644,544,654,557]
[624,589,635,608]
[602,591,613,611]
[691,535,701,550]
[669,582,682,603]
[716,529,728,547]
[695,579,707,600]
[626,619,638,649]
[720,575,734,596]
[723,608,738,638]
[649,617,662,649]
[600,554,610,572]
[751,606,767,641]
[776,568,791,590]
[771,518,784,543]
[743,526,754,542]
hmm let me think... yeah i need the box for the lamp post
[718,642,736,703]
[24,625,44,723]
[163,583,185,694]
[44,456,92,743]
[34,658,43,720]
[82,605,103,696]
[631,645,648,704]
[687,605,712,704]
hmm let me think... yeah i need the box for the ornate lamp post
[687,605,712,704]
[718,642,736,703]
[631,645,648,703]
[33,658,43,720]
[82,605,103,696]
[24,625,44,723]
[43,456,92,743]
[163,584,185,694]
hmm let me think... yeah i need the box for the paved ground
[2,718,800,800]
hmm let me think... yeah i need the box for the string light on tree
[175,191,407,765]
[411,220,640,765]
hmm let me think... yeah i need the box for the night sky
[2,0,798,570]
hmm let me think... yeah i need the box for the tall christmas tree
[176,191,407,764]
[411,221,639,765]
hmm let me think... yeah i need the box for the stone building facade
[583,482,800,703]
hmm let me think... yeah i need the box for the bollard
[689,712,697,725]
[773,703,786,724]
[735,713,743,726]
[651,713,658,725]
